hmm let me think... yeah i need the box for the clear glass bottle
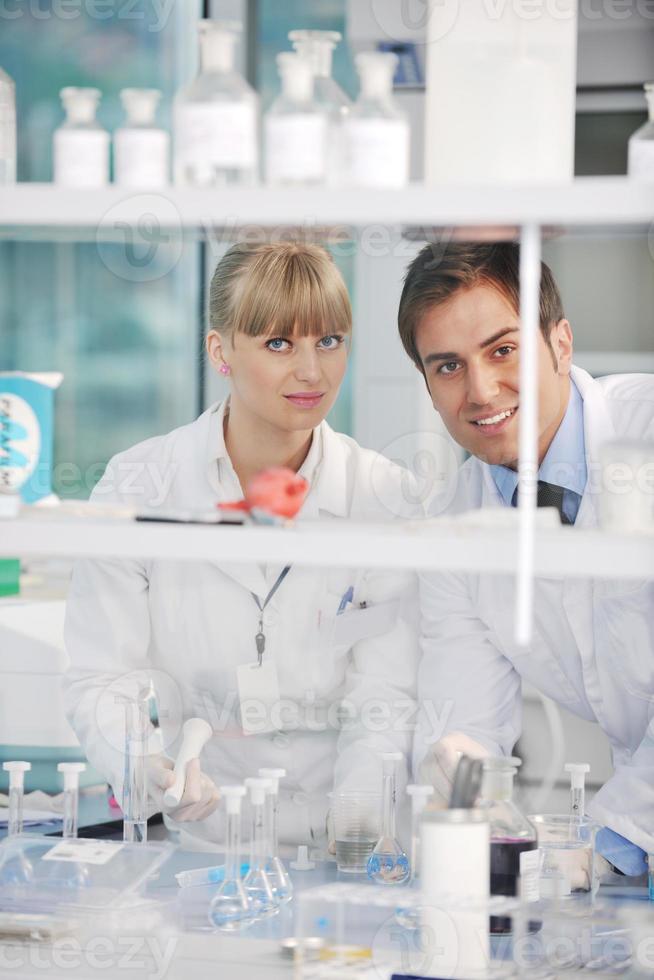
[0,66,16,184]
[259,767,293,904]
[208,785,255,932]
[242,778,279,918]
[344,52,409,188]
[114,88,169,188]
[53,87,109,187]
[628,82,654,178]
[367,752,410,885]
[479,757,537,933]
[174,20,259,187]
[264,52,327,186]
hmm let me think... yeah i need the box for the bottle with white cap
[0,66,16,183]
[628,82,654,178]
[208,785,255,932]
[264,52,327,186]
[2,761,30,836]
[258,767,293,903]
[57,762,86,839]
[114,89,169,187]
[174,20,259,186]
[242,777,279,919]
[564,762,590,818]
[53,87,109,186]
[343,52,409,188]
[288,29,351,185]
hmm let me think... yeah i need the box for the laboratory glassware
[0,66,16,183]
[479,757,538,934]
[176,861,249,888]
[331,790,381,873]
[264,52,328,186]
[53,87,109,186]
[114,88,169,187]
[242,777,279,918]
[406,784,434,883]
[57,762,86,839]
[564,762,590,817]
[118,690,150,844]
[163,717,213,808]
[367,752,410,885]
[208,785,255,932]
[174,20,259,187]
[2,761,30,836]
[628,82,654,178]
[649,853,654,901]
[258,767,293,904]
[343,52,409,188]
[528,814,598,904]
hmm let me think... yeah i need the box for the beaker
[528,814,598,904]
[330,790,381,874]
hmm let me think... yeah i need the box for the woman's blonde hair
[208,242,352,340]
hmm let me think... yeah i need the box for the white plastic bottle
[53,88,109,187]
[264,53,327,186]
[628,82,654,178]
[114,89,169,187]
[174,20,259,187]
[0,66,16,184]
[343,52,409,188]
[288,30,351,187]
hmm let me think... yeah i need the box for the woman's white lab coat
[63,400,420,848]
[415,366,654,854]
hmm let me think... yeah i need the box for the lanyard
[251,566,291,667]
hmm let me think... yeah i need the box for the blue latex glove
[596,827,648,877]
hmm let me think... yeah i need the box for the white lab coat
[63,400,420,848]
[416,366,654,853]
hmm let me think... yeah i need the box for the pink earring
[219,362,231,376]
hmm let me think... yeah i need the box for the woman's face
[208,325,349,433]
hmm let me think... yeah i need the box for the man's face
[414,283,573,467]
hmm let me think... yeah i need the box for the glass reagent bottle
[53,88,109,187]
[114,89,169,188]
[344,52,409,188]
[265,52,327,186]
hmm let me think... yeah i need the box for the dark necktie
[511,480,573,525]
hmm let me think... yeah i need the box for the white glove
[147,754,220,823]
[418,732,490,807]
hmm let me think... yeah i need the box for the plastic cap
[60,87,101,123]
[3,761,31,773]
[120,88,161,125]
[258,768,286,793]
[58,762,86,789]
[245,777,272,806]
[289,29,341,76]
[355,51,397,95]
[564,763,590,788]
[290,844,315,871]
[220,784,246,814]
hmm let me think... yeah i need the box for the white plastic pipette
[163,717,213,808]
[564,762,590,817]
[57,762,86,838]
[3,762,31,836]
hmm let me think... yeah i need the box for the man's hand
[418,732,490,807]
[147,754,220,822]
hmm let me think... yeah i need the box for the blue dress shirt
[490,379,647,876]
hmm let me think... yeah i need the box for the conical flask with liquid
[259,767,293,904]
[367,752,410,885]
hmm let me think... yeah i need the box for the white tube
[2,762,30,837]
[57,762,86,839]
[564,762,590,816]
[163,717,213,808]
[515,223,541,647]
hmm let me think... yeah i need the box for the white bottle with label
[288,29,351,185]
[628,82,654,179]
[0,66,16,184]
[53,88,109,187]
[114,89,169,187]
[173,20,259,187]
[344,52,409,189]
[264,53,327,186]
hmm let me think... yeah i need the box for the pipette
[564,763,590,817]
[2,762,30,836]
[164,718,213,808]
[57,763,86,839]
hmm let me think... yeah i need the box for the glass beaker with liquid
[331,790,381,873]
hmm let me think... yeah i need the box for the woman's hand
[147,755,220,822]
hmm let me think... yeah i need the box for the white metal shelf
[1,517,652,580]
[0,179,652,240]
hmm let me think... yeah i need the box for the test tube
[117,689,151,843]
[564,763,590,817]
[57,763,86,839]
[406,784,434,882]
[2,762,31,836]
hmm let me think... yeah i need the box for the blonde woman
[64,242,419,852]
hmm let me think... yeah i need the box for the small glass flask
[367,752,410,885]
[243,777,279,918]
[259,767,293,904]
[208,785,255,932]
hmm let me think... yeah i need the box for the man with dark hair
[400,241,653,884]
